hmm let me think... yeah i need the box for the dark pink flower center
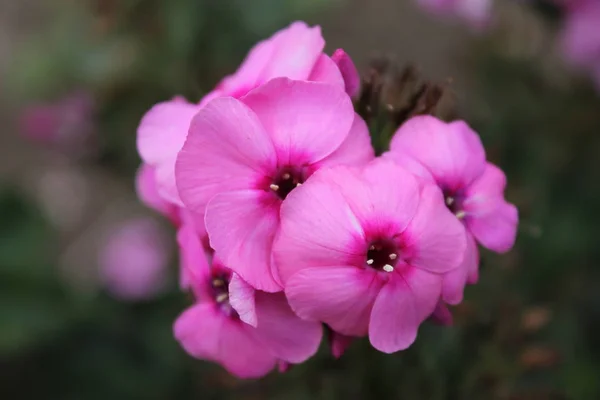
[365,239,398,272]
[209,271,238,319]
[443,189,466,219]
[268,168,305,200]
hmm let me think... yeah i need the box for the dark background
[1,1,599,399]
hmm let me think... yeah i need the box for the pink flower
[176,78,374,292]
[19,91,95,152]
[99,218,170,301]
[173,222,322,379]
[273,160,466,353]
[416,0,493,30]
[136,22,359,210]
[387,115,518,307]
[559,0,600,89]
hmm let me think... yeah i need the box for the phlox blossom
[386,115,518,314]
[274,159,466,353]
[173,223,321,378]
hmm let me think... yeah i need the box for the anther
[282,173,291,180]
[270,184,280,191]
[212,279,224,287]
[369,245,375,250]
[216,293,229,303]
[366,259,374,265]
[389,253,397,260]
[296,183,302,187]
[455,211,466,219]
[383,264,394,272]
[446,197,454,206]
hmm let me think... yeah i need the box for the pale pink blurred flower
[99,218,170,301]
[173,222,321,378]
[387,116,518,314]
[175,78,374,292]
[559,0,600,89]
[274,160,466,353]
[19,91,95,153]
[417,0,493,30]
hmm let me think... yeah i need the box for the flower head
[273,159,466,353]
[173,222,321,378]
[176,78,374,292]
[387,115,518,304]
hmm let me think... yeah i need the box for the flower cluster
[135,22,518,378]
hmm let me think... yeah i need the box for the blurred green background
[1,1,599,399]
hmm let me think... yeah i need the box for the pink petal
[205,190,282,292]
[369,268,442,353]
[253,291,322,363]
[441,232,477,305]
[174,303,277,378]
[135,163,176,221]
[228,273,257,327]
[275,167,365,284]
[390,116,486,191]
[176,97,277,214]
[382,151,436,183]
[242,78,354,165]
[329,330,354,359]
[316,114,375,169]
[331,49,361,97]
[177,221,211,298]
[430,301,453,326]
[154,157,184,207]
[137,98,199,166]
[285,266,383,336]
[463,163,518,253]
[355,158,421,230]
[403,184,467,274]
[308,53,345,88]
[258,21,325,83]
[216,39,275,98]
[173,303,223,360]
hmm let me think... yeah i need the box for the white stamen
[446,197,454,206]
[369,245,375,250]
[212,279,224,287]
[383,264,394,272]
[216,293,228,303]
[282,173,291,180]
[270,184,280,191]
[388,253,397,260]
[296,183,302,187]
[455,210,466,219]
[366,259,374,265]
